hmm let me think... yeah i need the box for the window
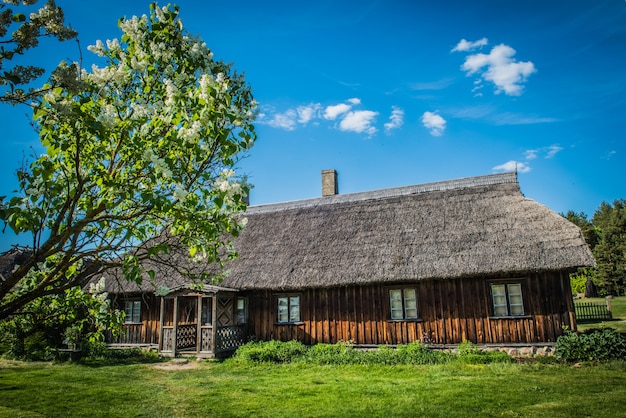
[236,297,247,324]
[389,288,418,320]
[124,300,141,323]
[201,298,212,325]
[491,283,525,316]
[277,295,300,323]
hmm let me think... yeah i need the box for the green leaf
[12,13,26,23]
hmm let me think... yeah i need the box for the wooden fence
[575,301,612,322]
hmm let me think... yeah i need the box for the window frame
[124,300,142,324]
[236,296,247,324]
[275,293,302,324]
[201,297,213,326]
[388,287,420,321]
[489,280,527,318]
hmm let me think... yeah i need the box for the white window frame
[276,294,301,323]
[389,288,419,320]
[124,300,141,323]
[491,283,525,317]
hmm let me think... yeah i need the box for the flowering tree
[0,3,257,320]
[0,0,77,105]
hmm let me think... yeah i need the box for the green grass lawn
[576,296,626,333]
[1,358,626,417]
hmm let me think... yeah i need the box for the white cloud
[524,149,538,160]
[259,98,381,138]
[451,37,488,52]
[493,160,531,173]
[384,106,404,134]
[524,145,563,160]
[297,103,321,124]
[546,145,563,159]
[461,44,536,96]
[265,109,297,130]
[324,103,352,120]
[339,110,378,136]
[421,111,446,136]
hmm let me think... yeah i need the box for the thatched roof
[0,247,32,281]
[105,172,595,293]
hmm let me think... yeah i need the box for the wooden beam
[196,296,202,354]
[158,297,165,352]
[172,296,178,357]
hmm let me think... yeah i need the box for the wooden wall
[244,272,576,345]
[108,293,160,345]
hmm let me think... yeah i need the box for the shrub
[555,328,626,362]
[455,340,512,364]
[304,341,360,365]
[234,340,307,363]
[395,341,453,365]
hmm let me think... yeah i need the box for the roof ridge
[246,172,519,215]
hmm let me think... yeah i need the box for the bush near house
[555,328,626,362]
[233,340,511,366]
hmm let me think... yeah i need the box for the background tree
[564,210,600,297]
[591,200,626,296]
[0,3,257,320]
[1,0,77,105]
[564,210,600,250]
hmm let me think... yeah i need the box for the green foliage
[555,328,626,362]
[455,340,512,364]
[303,341,362,365]
[234,340,507,366]
[0,3,256,321]
[564,202,626,297]
[0,278,123,360]
[0,0,78,104]
[233,340,308,363]
[570,272,587,295]
[591,200,626,296]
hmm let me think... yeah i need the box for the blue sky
[2,0,625,250]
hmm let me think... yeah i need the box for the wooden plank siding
[244,272,576,345]
[108,293,160,345]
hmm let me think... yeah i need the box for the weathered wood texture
[244,273,576,345]
[108,293,161,345]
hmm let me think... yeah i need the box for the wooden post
[172,296,179,357]
[211,294,218,355]
[606,295,613,313]
[196,295,202,354]
[158,297,165,352]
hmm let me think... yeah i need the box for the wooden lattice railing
[216,324,246,353]
[176,324,197,349]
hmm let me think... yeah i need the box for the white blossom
[178,120,202,143]
[173,183,189,202]
[87,39,106,56]
[99,104,119,129]
[143,149,173,178]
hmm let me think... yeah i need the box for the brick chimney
[321,169,338,196]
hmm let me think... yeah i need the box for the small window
[491,283,525,316]
[201,298,213,325]
[236,297,247,324]
[276,295,300,323]
[389,288,419,320]
[124,300,141,323]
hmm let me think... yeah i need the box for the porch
[158,285,248,358]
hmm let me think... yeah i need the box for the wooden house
[104,171,595,357]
